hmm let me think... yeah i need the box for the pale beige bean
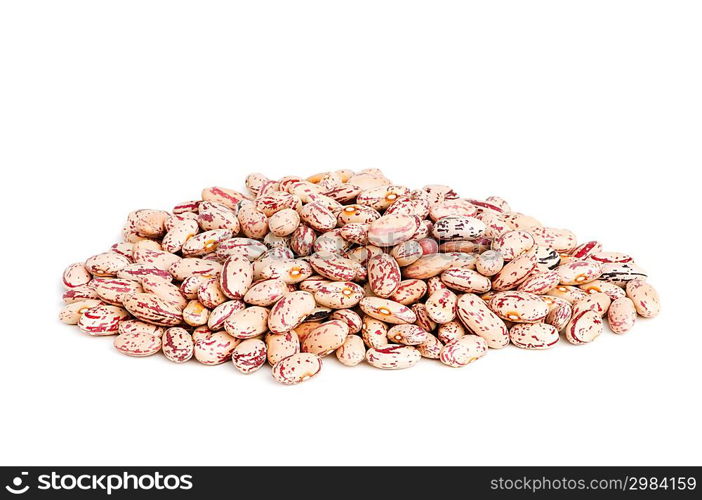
[491,230,535,261]
[416,334,443,359]
[517,270,560,295]
[509,323,559,349]
[608,297,637,334]
[181,229,232,257]
[546,285,588,304]
[78,305,129,335]
[530,227,577,252]
[425,289,458,324]
[140,275,187,309]
[391,279,428,305]
[255,191,300,216]
[118,320,165,337]
[257,258,313,284]
[359,297,417,324]
[412,303,437,332]
[390,240,423,267]
[232,338,267,374]
[367,214,420,247]
[169,258,222,281]
[201,187,249,209]
[94,278,143,305]
[403,253,456,279]
[299,201,336,232]
[475,250,504,277]
[162,327,194,363]
[272,353,322,385]
[238,204,269,239]
[367,253,401,298]
[266,331,301,366]
[387,324,430,345]
[194,330,240,365]
[63,284,100,303]
[216,237,268,261]
[437,321,465,344]
[361,316,389,349]
[330,309,363,334]
[182,300,210,326]
[85,252,131,277]
[59,300,102,324]
[440,268,491,293]
[197,278,227,309]
[366,345,421,370]
[572,293,611,317]
[268,208,301,237]
[579,280,626,300]
[114,332,162,357]
[439,336,487,368]
[302,320,349,356]
[309,253,359,281]
[313,281,365,309]
[268,291,316,333]
[626,280,660,318]
[489,291,548,323]
[491,253,537,291]
[122,293,182,326]
[294,321,322,344]
[207,300,245,330]
[456,293,509,348]
[557,260,603,285]
[543,296,573,332]
[224,306,270,339]
[162,219,199,253]
[198,201,241,232]
[244,279,289,306]
[117,263,173,282]
[219,255,253,299]
[336,335,366,366]
[565,311,603,344]
[63,263,92,289]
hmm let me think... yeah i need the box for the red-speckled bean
[456,293,509,348]
[489,291,548,323]
[162,327,194,363]
[367,253,401,298]
[366,345,421,369]
[268,291,316,333]
[78,305,129,335]
[123,293,183,326]
[607,297,637,334]
[565,310,603,344]
[359,297,417,324]
[509,323,559,349]
[626,280,660,318]
[367,214,420,247]
[336,335,366,366]
[272,353,322,384]
[114,331,162,357]
[232,338,267,374]
[302,320,349,356]
[223,306,269,339]
[439,335,487,367]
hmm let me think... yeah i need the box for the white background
[1,1,700,466]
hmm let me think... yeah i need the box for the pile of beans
[60,169,660,384]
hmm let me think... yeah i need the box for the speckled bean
[509,323,559,349]
[626,280,660,318]
[268,291,316,333]
[439,335,487,368]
